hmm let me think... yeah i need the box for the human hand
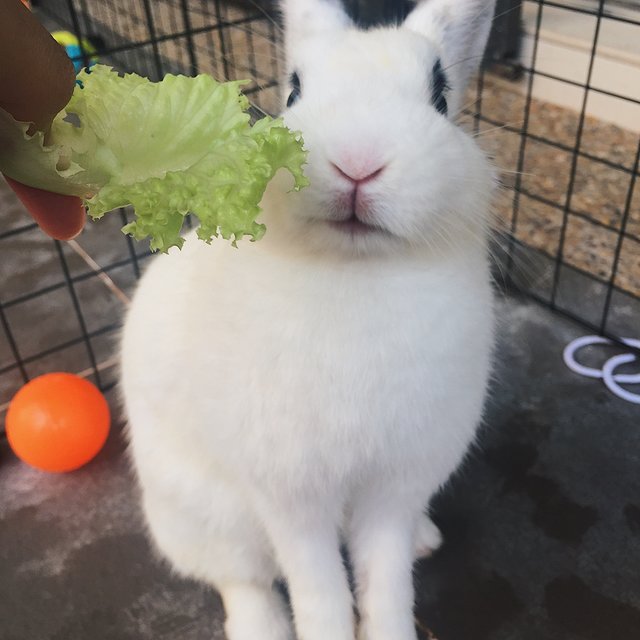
[0,0,85,239]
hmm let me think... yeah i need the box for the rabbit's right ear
[404,0,496,102]
[280,0,352,60]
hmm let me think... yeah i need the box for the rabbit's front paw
[414,514,442,560]
[357,620,419,640]
[223,586,294,640]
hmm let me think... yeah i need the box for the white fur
[121,1,497,639]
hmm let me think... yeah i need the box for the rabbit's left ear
[404,0,496,94]
[280,0,352,61]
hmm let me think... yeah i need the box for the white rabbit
[120,1,497,639]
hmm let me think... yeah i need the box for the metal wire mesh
[0,0,285,419]
[1,0,639,426]
[473,0,640,341]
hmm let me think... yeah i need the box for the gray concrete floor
[1,294,640,640]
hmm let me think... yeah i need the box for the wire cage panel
[37,0,284,111]
[1,0,639,427]
[470,0,640,342]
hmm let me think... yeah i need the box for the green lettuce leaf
[0,65,308,251]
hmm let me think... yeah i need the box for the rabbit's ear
[404,0,496,94]
[280,0,351,34]
[280,0,352,59]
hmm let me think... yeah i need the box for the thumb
[1,0,85,240]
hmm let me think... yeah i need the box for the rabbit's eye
[287,72,302,108]
[431,59,449,117]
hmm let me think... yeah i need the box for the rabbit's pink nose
[331,162,386,185]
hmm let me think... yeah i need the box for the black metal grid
[1,0,639,425]
[0,0,285,420]
[472,0,640,343]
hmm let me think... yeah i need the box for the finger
[4,176,85,240]
[0,0,76,130]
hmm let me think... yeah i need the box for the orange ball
[6,373,110,473]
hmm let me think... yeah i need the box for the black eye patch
[287,71,301,108]
[431,59,449,117]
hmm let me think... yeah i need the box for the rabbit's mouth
[327,214,388,236]
[326,188,390,236]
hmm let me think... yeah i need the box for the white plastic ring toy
[603,354,640,405]
[563,335,640,405]
[563,335,640,383]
